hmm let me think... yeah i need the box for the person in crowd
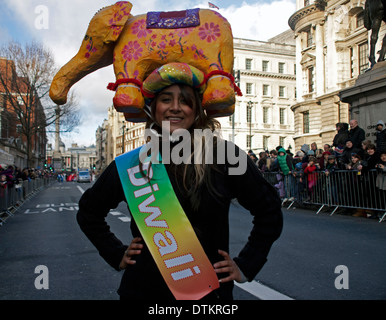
[294,150,304,161]
[303,156,318,202]
[348,119,366,149]
[293,161,305,202]
[338,140,360,169]
[324,155,339,205]
[276,147,295,201]
[0,174,7,189]
[325,155,338,173]
[375,151,386,211]
[76,67,283,300]
[346,153,363,171]
[274,173,285,200]
[375,120,386,153]
[248,150,258,164]
[360,144,381,217]
[268,149,278,172]
[300,144,310,163]
[319,151,332,170]
[362,144,380,171]
[358,140,372,160]
[324,144,332,152]
[346,154,366,216]
[310,142,318,156]
[333,123,349,158]
[257,151,268,172]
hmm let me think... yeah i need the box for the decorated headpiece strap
[199,70,242,97]
[107,70,242,97]
[107,78,143,91]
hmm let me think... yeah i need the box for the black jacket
[348,126,366,149]
[77,144,283,300]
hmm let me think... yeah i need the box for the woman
[77,65,283,300]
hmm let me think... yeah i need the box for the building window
[279,136,285,147]
[350,47,354,78]
[246,104,252,123]
[245,58,252,70]
[303,111,310,134]
[279,86,286,97]
[280,108,286,124]
[246,135,252,148]
[246,83,253,95]
[263,136,269,150]
[262,60,269,72]
[308,67,314,93]
[357,11,364,28]
[278,62,285,74]
[263,84,270,96]
[358,42,368,74]
[306,29,313,47]
[263,107,269,124]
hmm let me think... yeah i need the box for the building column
[315,22,325,96]
[295,33,303,101]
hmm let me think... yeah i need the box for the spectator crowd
[248,119,386,219]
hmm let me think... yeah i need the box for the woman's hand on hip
[213,249,243,283]
[119,237,143,270]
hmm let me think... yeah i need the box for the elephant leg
[124,110,147,122]
[206,104,235,118]
[202,71,237,112]
[113,80,145,114]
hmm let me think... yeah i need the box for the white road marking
[235,280,294,300]
[118,216,131,222]
[77,186,85,194]
[109,211,122,216]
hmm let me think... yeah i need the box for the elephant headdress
[49,1,241,122]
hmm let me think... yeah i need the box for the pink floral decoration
[198,22,221,43]
[131,19,152,38]
[122,41,143,61]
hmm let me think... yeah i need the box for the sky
[0,0,296,148]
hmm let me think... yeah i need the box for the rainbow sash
[115,146,219,300]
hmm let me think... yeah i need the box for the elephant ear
[103,1,133,43]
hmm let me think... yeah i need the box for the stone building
[288,0,386,150]
[218,34,296,154]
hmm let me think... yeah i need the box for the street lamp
[247,101,253,150]
[121,121,128,155]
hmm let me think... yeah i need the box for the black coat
[77,144,283,300]
[348,126,366,149]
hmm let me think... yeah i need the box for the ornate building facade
[288,0,386,150]
[218,35,296,154]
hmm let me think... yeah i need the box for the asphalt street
[0,180,385,301]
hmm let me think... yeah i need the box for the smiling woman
[154,85,197,133]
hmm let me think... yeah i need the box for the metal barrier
[262,170,386,223]
[0,177,53,226]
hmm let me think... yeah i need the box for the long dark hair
[143,84,223,211]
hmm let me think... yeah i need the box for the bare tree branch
[0,41,81,166]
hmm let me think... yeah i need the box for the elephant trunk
[49,1,133,105]
[49,44,114,105]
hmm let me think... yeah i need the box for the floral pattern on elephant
[49,1,238,123]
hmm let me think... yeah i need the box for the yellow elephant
[49,1,241,122]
